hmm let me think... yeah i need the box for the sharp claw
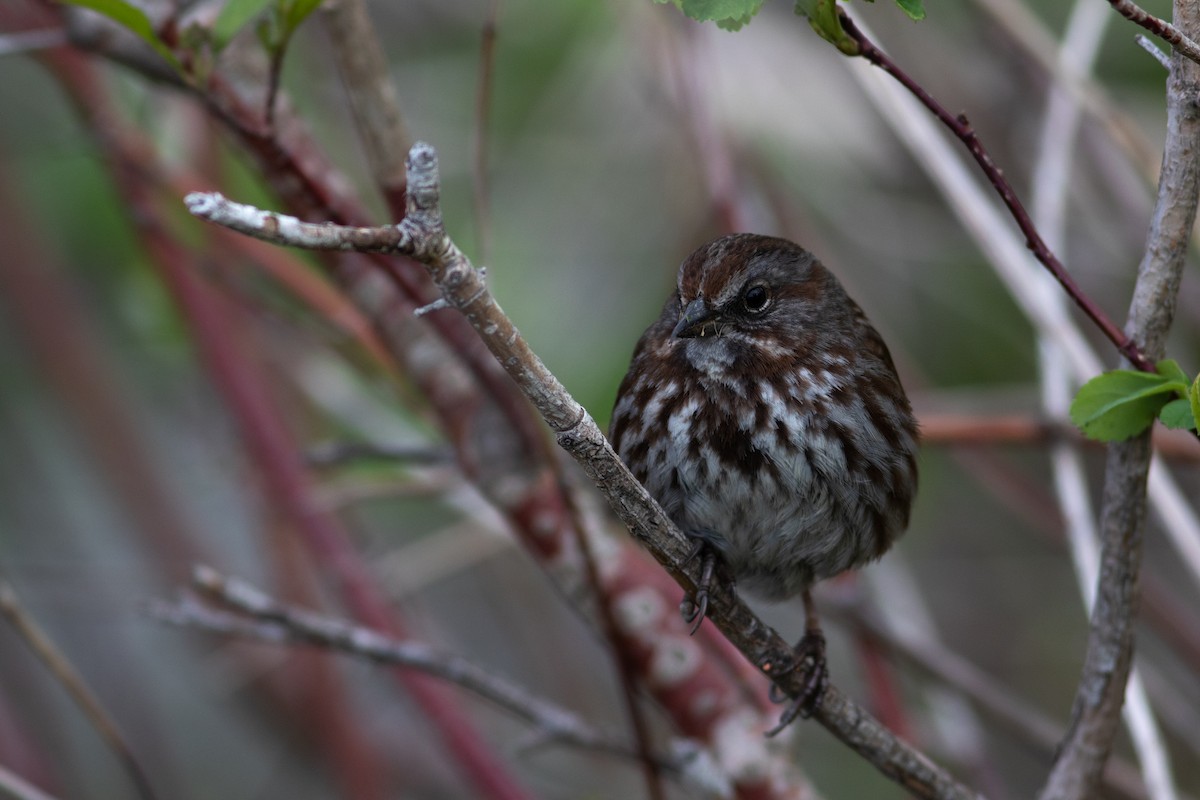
[687,590,708,635]
[679,542,717,634]
[765,630,828,736]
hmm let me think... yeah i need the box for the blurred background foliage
[0,0,1198,798]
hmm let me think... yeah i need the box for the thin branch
[1108,0,1200,66]
[1136,34,1173,70]
[0,580,157,800]
[187,142,983,800]
[1039,2,1200,795]
[151,567,680,771]
[841,9,1200,615]
[838,11,1154,374]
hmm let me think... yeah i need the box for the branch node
[1136,34,1173,70]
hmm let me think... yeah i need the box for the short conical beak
[672,297,719,339]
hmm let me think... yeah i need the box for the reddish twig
[1108,0,1200,66]
[838,11,1154,374]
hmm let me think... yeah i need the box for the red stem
[838,11,1155,374]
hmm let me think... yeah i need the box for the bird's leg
[766,587,829,735]
[680,538,718,635]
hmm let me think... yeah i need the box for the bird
[609,233,919,722]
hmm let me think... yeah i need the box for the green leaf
[60,0,181,71]
[212,0,275,51]
[654,0,766,29]
[1069,369,1183,441]
[1160,398,1198,430]
[894,0,925,20]
[794,0,858,53]
[1156,358,1190,386]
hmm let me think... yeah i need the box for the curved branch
[186,142,983,800]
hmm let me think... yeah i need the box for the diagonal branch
[151,567,680,771]
[1108,0,1200,66]
[186,142,984,800]
[837,11,1154,374]
[0,579,156,800]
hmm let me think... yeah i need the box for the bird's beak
[672,297,720,339]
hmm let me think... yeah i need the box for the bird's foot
[679,539,717,635]
[766,630,828,735]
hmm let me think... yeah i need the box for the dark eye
[742,285,770,313]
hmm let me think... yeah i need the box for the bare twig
[187,142,983,800]
[152,567,680,770]
[1108,0,1200,66]
[0,580,157,800]
[838,11,1154,374]
[1039,2,1200,796]
[1136,34,1173,70]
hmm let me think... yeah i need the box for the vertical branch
[320,0,412,217]
[1038,2,1200,796]
[1029,3,1177,799]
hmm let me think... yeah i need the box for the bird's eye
[742,285,771,313]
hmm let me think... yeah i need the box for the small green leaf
[1160,398,1198,430]
[1070,370,1181,441]
[1156,358,1190,386]
[654,0,766,29]
[60,0,181,70]
[794,0,858,53]
[212,0,274,51]
[894,0,925,20]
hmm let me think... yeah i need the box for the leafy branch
[1071,361,1200,441]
